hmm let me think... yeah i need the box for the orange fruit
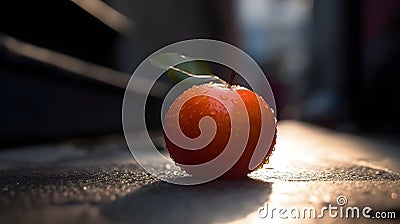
[164,82,276,178]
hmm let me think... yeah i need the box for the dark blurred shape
[71,0,134,34]
[0,35,124,147]
[0,1,118,68]
[0,1,124,147]
[111,0,228,73]
[306,0,400,134]
[305,0,354,127]
[361,0,400,134]
[1,34,130,89]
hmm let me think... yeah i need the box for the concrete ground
[0,121,399,223]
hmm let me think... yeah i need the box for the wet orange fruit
[164,82,276,178]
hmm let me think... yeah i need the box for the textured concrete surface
[0,121,399,223]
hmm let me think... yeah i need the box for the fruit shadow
[100,178,272,224]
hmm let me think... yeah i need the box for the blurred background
[1,0,399,148]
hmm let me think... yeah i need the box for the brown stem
[228,70,236,87]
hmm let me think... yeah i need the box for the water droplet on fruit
[231,99,238,105]
[210,110,217,115]
[220,95,228,100]
[194,101,200,105]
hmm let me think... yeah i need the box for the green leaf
[167,60,211,83]
[150,53,223,84]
